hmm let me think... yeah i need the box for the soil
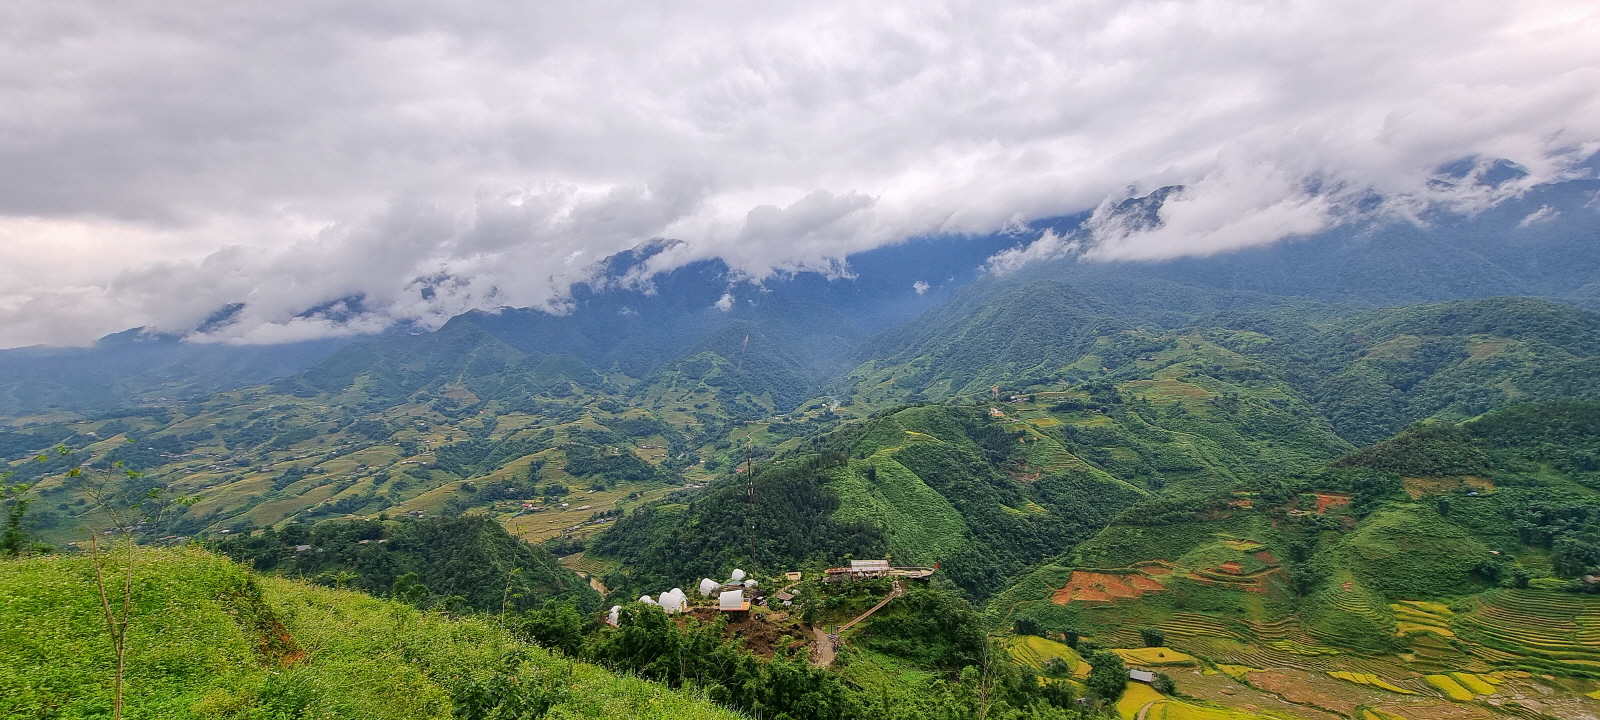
[810,626,836,667]
[1051,570,1165,604]
[678,607,810,659]
[1312,492,1352,513]
[1247,669,1360,716]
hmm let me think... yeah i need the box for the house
[1128,669,1156,684]
[824,560,936,581]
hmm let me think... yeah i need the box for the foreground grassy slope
[0,547,740,720]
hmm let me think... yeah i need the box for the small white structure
[743,579,758,589]
[699,578,721,596]
[1128,669,1156,684]
[658,589,688,614]
[730,569,747,583]
[718,589,749,612]
[606,605,621,626]
[639,595,655,605]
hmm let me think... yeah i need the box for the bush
[1085,650,1126,701]
[1139,627,1165,648]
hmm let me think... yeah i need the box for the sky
[1,0,1598,347]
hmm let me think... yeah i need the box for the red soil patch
[1231,499,1254,509]
[1140,564,1172,576]
[1051,570,1165,604]
[1312,492,1351,513]
[1218,561,1245,575]
[1254,551,1278,564]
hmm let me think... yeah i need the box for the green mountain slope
[990,400,1600,674]
[588,405,1149,599]
[0,547,740,720]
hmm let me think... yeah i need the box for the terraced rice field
[1421,674,1474,700]
[1390,600,1454,637]
[1327,671,1414,694]
[559,551,612,577]
[1113,647,1198,667]
[1453,589,1600,670]
[1118,681,1276,720]
[1008,635,1086,677]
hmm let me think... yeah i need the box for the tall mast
[747,443,756,562]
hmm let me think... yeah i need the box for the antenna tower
[747,443,756,561]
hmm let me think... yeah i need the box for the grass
[0,547,740,720]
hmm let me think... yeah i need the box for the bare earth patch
[1051,570,1166,604]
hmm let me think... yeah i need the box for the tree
[1013,615,1042,637]
[391,572,430,606]
[69,449,199,720]
[1085,650,1126,702]
[1152,672,1177,695]
[1060,627,1080,649]
[1,478,33,557]
[1139,627,1165,648]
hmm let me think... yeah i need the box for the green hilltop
[0,547,741,720]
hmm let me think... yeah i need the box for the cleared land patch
[1052,569,1167,604]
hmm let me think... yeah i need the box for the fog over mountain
[2,0,1598,347]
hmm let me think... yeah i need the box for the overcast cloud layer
[2,0,1598,347]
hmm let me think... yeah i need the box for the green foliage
[451,650,571,720]
[1012,615,1042,637]
[564,442,677,486]
[214,514,598,613]
[585,603,863,720]
[1138,627,1164,648]
[1326,506,1490,598]
[1083,650,1126,701]
[856,586,988,669]
[587,453,886,594]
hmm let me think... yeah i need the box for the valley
[6,201,1600,719]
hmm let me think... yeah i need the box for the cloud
[1519,205,1559,227]
[913,280,930,294]
[1,0,1597,346]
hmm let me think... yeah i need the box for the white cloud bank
[1,0,1597,346]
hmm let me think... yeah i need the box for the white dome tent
[658,588,688,614]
